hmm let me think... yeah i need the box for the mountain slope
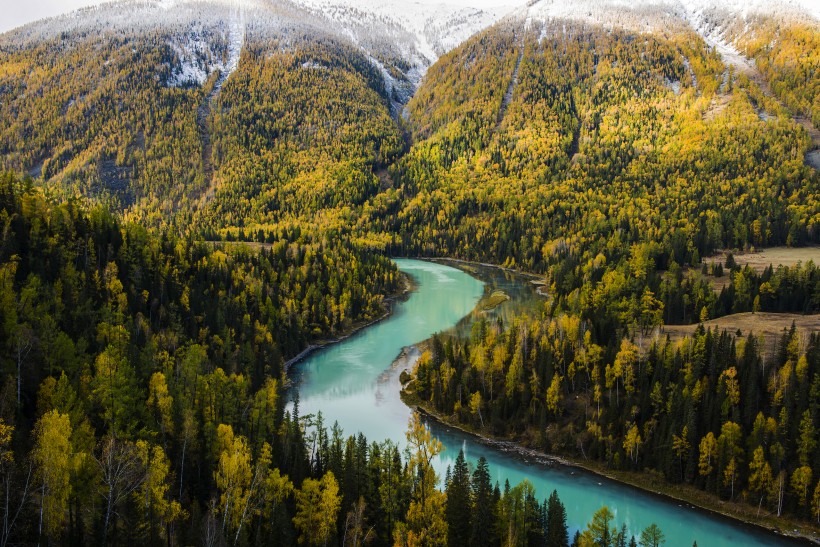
[375,16,818,279]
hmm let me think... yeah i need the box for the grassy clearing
[660,312,820,359]
[700,246,820,291]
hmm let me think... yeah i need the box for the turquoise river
[290,258,802,546]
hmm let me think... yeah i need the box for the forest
[0,175,683,545]
[408,309,820,525]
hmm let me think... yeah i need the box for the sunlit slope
[375,19,818,273]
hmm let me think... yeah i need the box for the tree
[546,374,564,415]
[722,458,739,500]
[1,418,30,547]
[445,450,471,547]
[623,425,642,466]
[671,427,690,481]
[638,523,665,547]
[214,424,273,544]
[469,391,484,428]
[797,410,816,467]
[95,436,144,544]
[639,288,663,335]
[791,466,813,511]
[698,433,717,478]
[293,471,341,546]
[134,441,185,544]
[146,372,174,442]
[748,447,773,515]
[470,457,495,547]
[545,490,569,547]
[32,410,72,542]
[394,413,447,547]
[214,424,252,537]
[582,506,616,547]
[717,422,743,498]
[344,497,373,547]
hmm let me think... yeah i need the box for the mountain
[0,0,817,242]
[0,2,819,545]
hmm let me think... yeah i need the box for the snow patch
[167,3,244,87]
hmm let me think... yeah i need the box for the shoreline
[390,255,544,279]
[395,257,819,544]
[283,269,415,374]
[399,358,818,546]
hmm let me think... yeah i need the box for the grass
[481,290,510,310]
[701,246,820,292]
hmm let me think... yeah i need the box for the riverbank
[283,269,415,374]
[427,256,544,280]
[407,258,820,544]
[400,369,818,545]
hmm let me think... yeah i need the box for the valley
[0,0,818,545]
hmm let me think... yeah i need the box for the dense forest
[408,310,820,524]
[0,176,685,546]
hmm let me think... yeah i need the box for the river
[289,258,799,546]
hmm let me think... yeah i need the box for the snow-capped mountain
[1,0,817,115]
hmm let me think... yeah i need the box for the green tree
[797,410,816,467]
[638,523,665,547]
[445,450,471,547]
[546,489,569,547]
[470,457,495,547]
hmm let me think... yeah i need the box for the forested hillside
[377,20,818,276]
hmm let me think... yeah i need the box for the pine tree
[583,506,615,547]
[545,490,569,547]
[471,457,495,547]
[639,523,665,547]
[446,450,472,547]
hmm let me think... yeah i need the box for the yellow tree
[791,466,813,511]
[469,391,484,428]
[261,468,293,531]
[0,417,25,547]
[147,372,174,441]
[671,426,690,479]
[292,471,341,546]
[393,413,447,547]
[213,424,272,543]
[546,374,563,416]
[32,410,72,541]
[135,441,185,543]
[623,424,642,466]
[748,446,773,515]
[698,432,717,478]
